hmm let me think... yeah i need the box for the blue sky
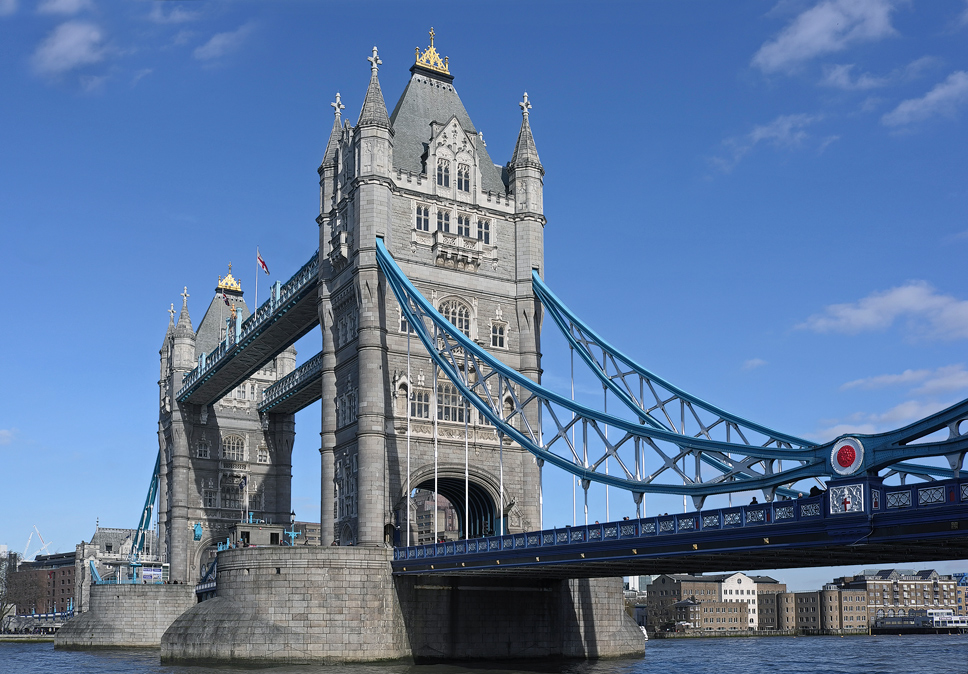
[1,0,967,590]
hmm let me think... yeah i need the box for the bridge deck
[392,477,968,579]
[258,351,323,414]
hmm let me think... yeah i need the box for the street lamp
[285,511,300,546]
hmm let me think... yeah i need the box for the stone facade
[55,584,195,649]
[316,38,544,548]
[159,277,297,584]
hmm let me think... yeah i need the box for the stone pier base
[55,584,196,649]
[161,546,642,665]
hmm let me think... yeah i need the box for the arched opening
[410,478,496,542]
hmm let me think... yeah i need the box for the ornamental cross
[520,92,532,116]
[181,286,190,307]
[368,46,381,72]
[331,92,345,118]
[842,496,851,511]
[168,303,175,321]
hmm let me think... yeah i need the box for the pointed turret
[510,92,543,170]
[357,47,391,130]
[172,286,196,371]
[321,92,344,168]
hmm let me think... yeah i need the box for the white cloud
[841,364,968,395]
[148,3,199,24]
[752,0,898,74]
[882,71,968,127]
[0,429,12,445]
[193,23,253,62]
[821,63,887,90]
[711,113,824,173]
[810,399,950,441]
[0,0,17,17]
[37,0,93,15]
[743,358,768,371]
[797,280,968,339]
[131,68,152,86]
[31,21,106,75]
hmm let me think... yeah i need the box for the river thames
[1,635,966,674]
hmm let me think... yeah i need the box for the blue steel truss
[376,239,968,501]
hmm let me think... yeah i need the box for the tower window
[436,159,450,187]
[257,446,269,464]
[477,219,490,245]
[457,214,471,237]
[491,323,506,349]
[203,490,218,508]
[196,440,210,459]
[411,389,431,419]
[439,299,470,336]
[221,435,245,462]
[437,382,464,423]
[437,210,450,233]
[457,164,470,192]
[415,205,430,231]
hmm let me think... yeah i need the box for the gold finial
[230,303,237,320]
[415,27,449,75]
[217,263,242,293]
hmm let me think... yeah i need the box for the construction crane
[21,526,53,561]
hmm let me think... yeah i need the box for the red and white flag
[257,248,270,275]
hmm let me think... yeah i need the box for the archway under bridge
[410,477,497,542]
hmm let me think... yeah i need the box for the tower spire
[322,92,344,166]
[358,47,391,129]
[174,286,195,338]
[510,92,542,169]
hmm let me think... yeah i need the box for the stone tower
[316,33,545,547]
[158,272,296,583]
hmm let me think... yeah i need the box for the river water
[1,636,966,674]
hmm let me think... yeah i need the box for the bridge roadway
[176,250,320,407]
[392,476,968,579]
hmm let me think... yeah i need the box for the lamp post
[284,510,300,546]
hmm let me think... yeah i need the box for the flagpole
[255,247,259,316]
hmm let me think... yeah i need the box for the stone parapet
[55,584,196,649]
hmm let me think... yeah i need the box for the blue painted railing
[259,350,323,412]
[393,477,968,563]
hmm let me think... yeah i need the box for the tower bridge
[58,31,968,664]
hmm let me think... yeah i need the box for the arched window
[221,435,245,461]
[415,205,430,231]
[457,164,470,192]
[457,214,471,237]
[437,382,464,423]
[439,300,470,336]
[436,159,450,187]
[437,210,450,233]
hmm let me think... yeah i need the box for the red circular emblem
[837,445,856,468]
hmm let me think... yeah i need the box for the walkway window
[439,300,470,336]
[437,382,464,423]
[437,210,450,233]
[437,159,450,187]
[457,163,470,192]
[477,219,490,244]
[222,435,245,462]
[415,205,430,231]
[457,214,471,237]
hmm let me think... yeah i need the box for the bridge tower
[157,274,296,583]
[316,33,544,547]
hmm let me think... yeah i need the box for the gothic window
[221,481,242,510]
[439,299,470,336]
[196,440,210,459]
[437,382,464,423]
[203,490,218,508]
[477,219,490,244]
[491,322,507,349]
[222,435,245,462]
[437,210,450,233]
[411,389,431,419]
[457,163,470,192]
[457,214,472,237]
[257,446,269,464]
[415,205,430,231]
[436,159,450,187]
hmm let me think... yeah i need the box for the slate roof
[388,66,507,194]
[358,68,391,130]
[196,292,250,359]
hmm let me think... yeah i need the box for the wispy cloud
[131,68,152,86]
[811,399,951,441]
[31,21,106,75]
[148,3,200,24]
[821,63,887,90]
[0,0,17,17]
[710,113,825,172]
[882,71,968,127]
[797,281,968,339]
[193,23,254,62]
[752,0,898,74]
[0,429,12,445]
[841,364,968,395]
[743,358,768,371]
[37,0,93,15]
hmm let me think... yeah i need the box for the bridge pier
[160,546,642,665]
